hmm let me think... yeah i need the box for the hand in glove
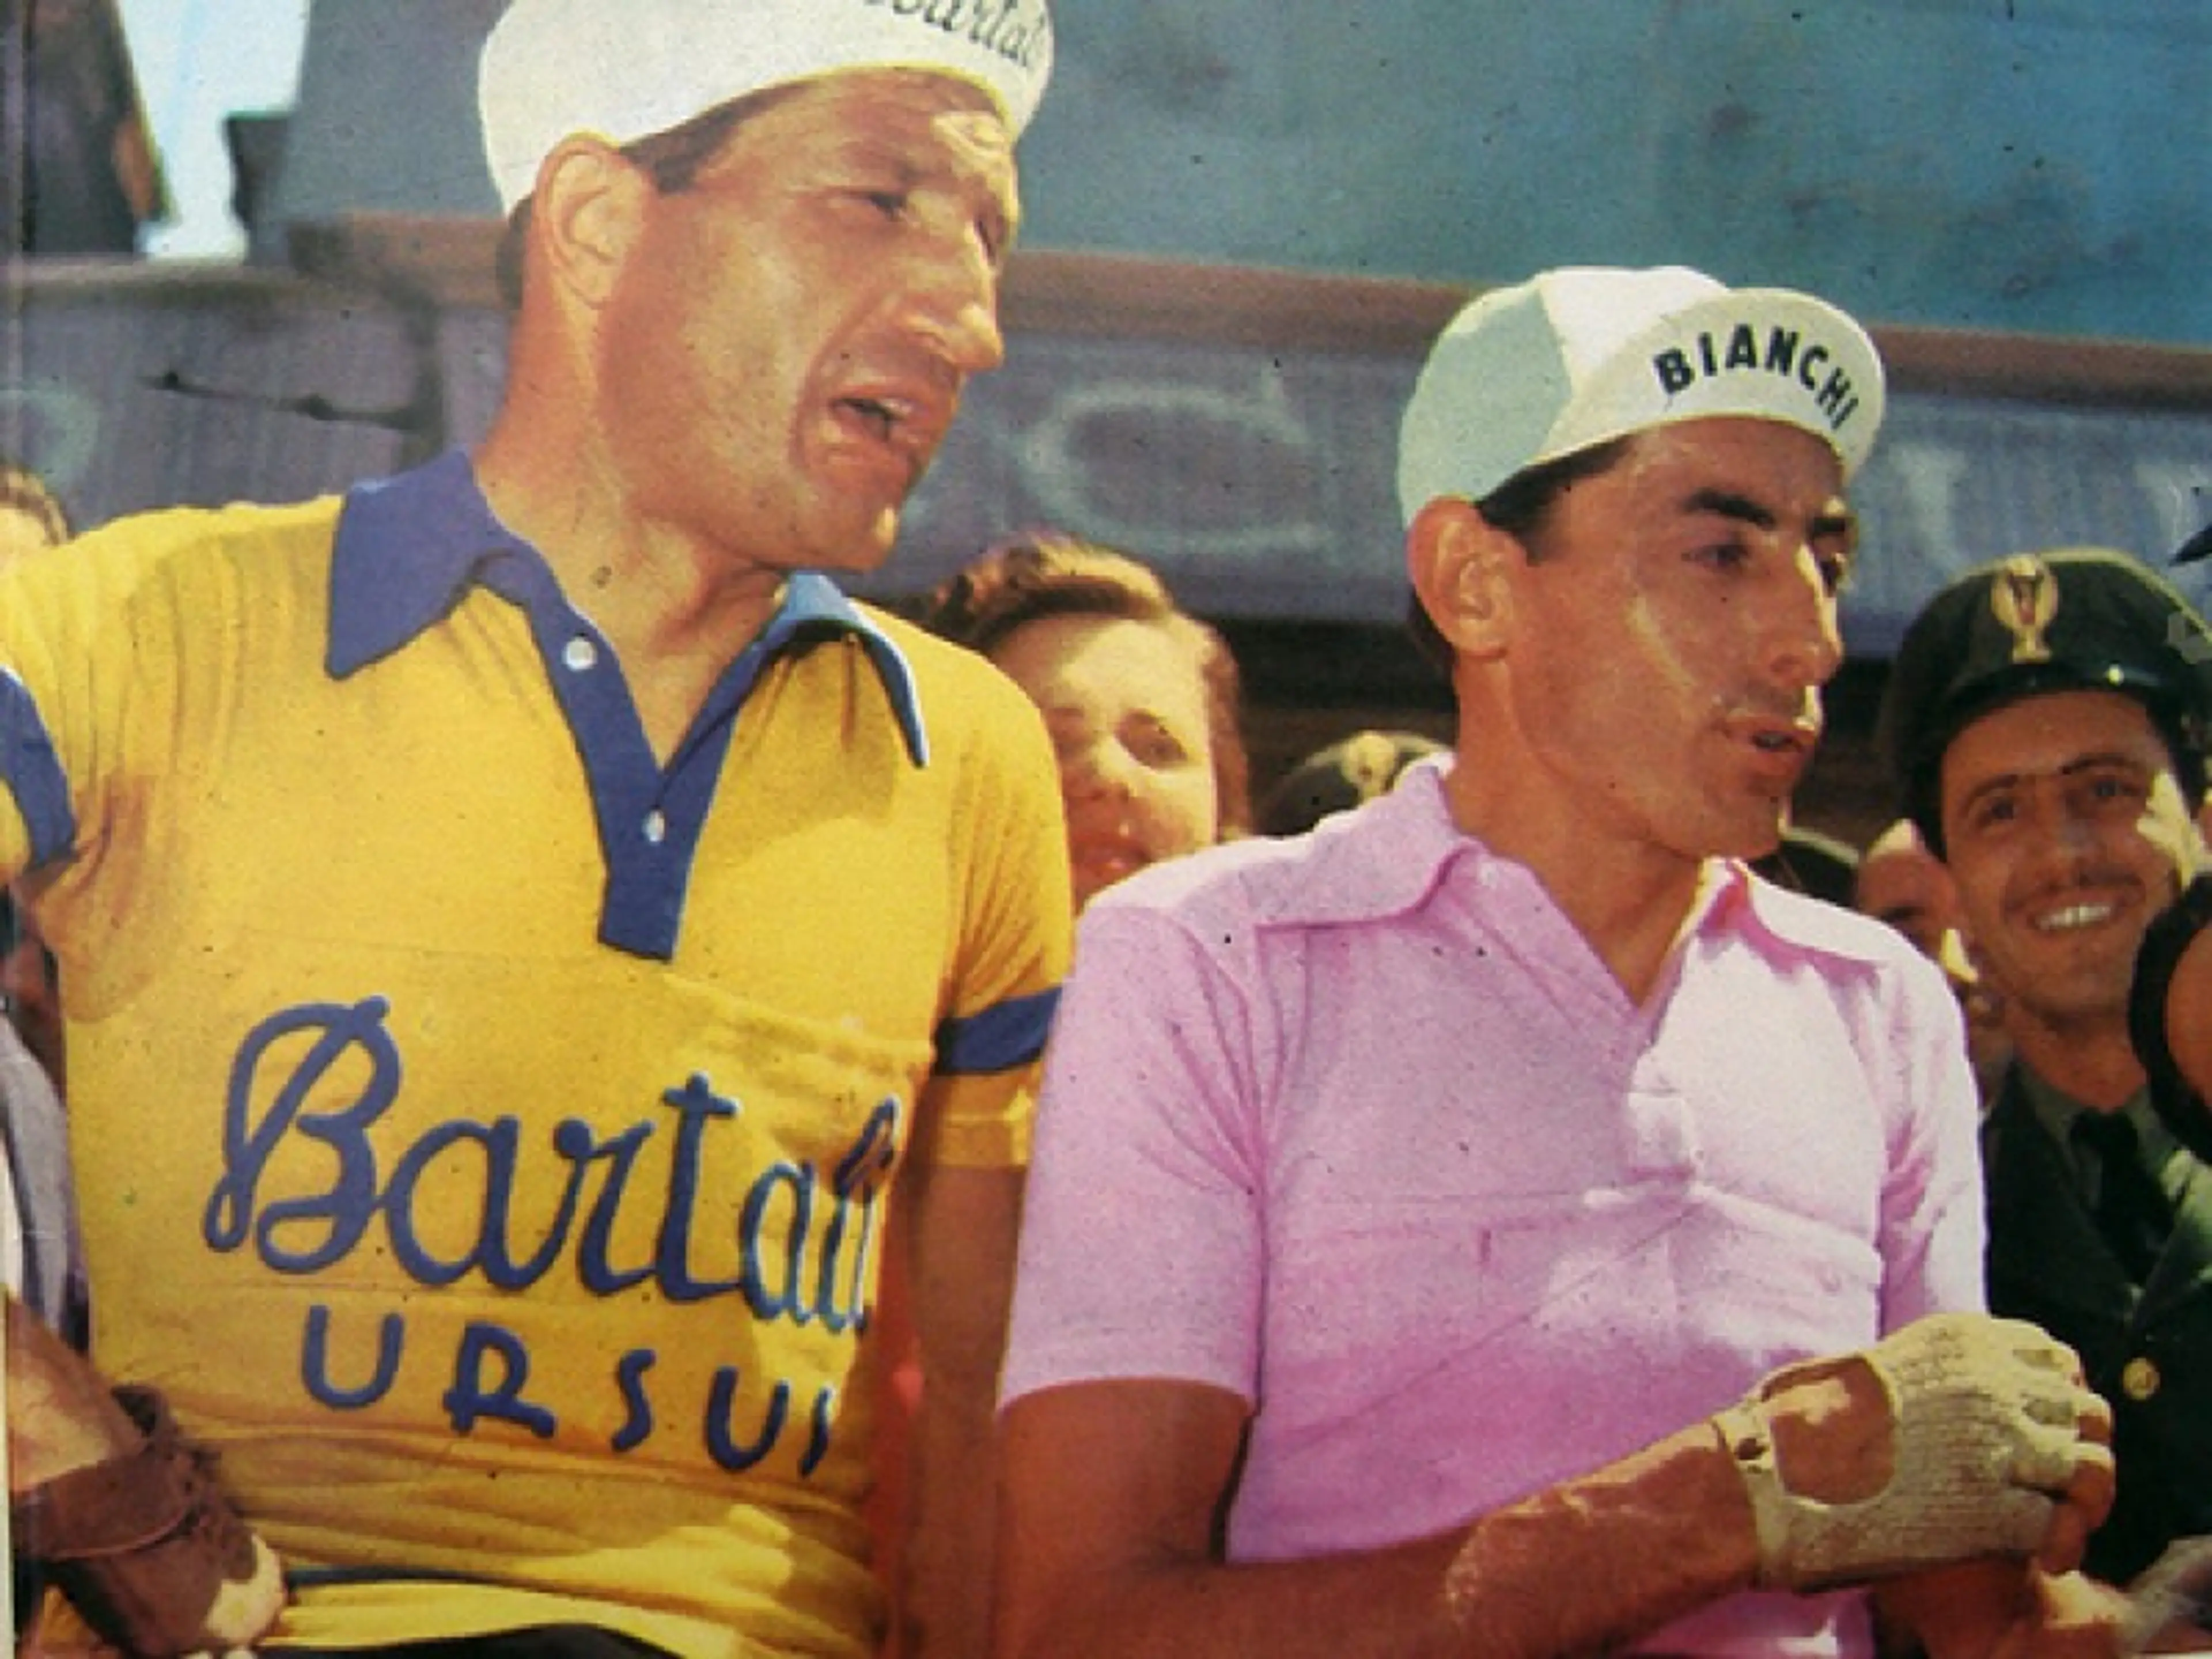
[1712,1313,2112,1592]
[7,1293,287,1657]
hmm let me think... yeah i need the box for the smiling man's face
[1940,687,2207,1035]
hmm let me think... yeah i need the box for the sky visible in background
[115,0,310,258]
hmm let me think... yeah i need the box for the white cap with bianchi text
[1396,266,1884,525]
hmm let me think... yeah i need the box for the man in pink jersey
[995,267,2145,1656]
[2,4,1063,1657]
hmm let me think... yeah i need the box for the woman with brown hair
[919,532,1251,913]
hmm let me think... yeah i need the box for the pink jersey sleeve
[1000,895,1270,1406]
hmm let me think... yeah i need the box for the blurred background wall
[8,0,2212,840]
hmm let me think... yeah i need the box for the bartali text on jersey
[1650,321,1863,431]
[201,994,900,1475]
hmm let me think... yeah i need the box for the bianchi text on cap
[1649,321,1866,433]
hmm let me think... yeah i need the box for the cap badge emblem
[1991,554,2059,664]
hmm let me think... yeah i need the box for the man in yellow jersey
[0,4,1064,1656]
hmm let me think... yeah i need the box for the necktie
[2072,1112,2172,1281]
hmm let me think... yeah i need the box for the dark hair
[919,532,1253,836]
[1258,728,1445,837]
[494,84,802,311]
[0,459,71,546]
[1404,437,1633,676]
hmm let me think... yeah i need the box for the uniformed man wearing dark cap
[1878,544,2212,1589]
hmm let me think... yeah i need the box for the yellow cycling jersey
[0,452,1071,1657]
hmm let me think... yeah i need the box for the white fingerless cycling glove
[1714,1313,2089,1590]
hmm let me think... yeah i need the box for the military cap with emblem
[1876,546,2212,857]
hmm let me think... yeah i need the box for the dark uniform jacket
[1983,1067,2212,1583]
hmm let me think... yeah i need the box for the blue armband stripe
[934,986,1061,1075]
[0,671,78,867]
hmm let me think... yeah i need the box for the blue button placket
[488,558,743,962]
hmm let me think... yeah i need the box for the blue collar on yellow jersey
[325,449,929,959]
[326,448,928,767]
